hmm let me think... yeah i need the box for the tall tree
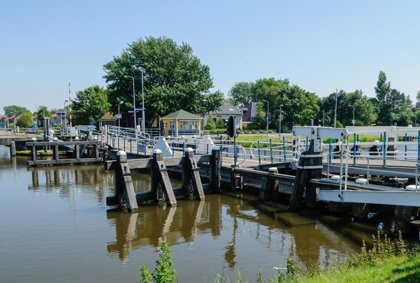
[252,78,289,129]
[72,85,110,125]
[104,36,222,126]
[35,105,51,120]
[374,71,413,125]
[375,71,392,125]
[229,82,255,106]
[3,105,29,116]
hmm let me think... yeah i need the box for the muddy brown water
[0,145,360,282]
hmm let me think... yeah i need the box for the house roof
[161,110,203,120]
[211,104,243,116]
[99,112,117,121]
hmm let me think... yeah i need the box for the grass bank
[291,253,420,283]
[139,234,420,283]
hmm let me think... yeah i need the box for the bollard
[10,141,16,157]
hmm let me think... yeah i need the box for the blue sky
[1,0,420,113]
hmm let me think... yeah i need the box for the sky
[1,0,420,113]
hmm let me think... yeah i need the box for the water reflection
[27,165,115,203]
[106,194,357,270]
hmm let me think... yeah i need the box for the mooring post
[31,138,37,163]
[183,148,205,200]
[151,149,177,206]
[116,150,138,211]
[259,167,277,201]
[75,142,80,161]
[10,141,16,157]
[53,140,59,161]
[210,147,221,192]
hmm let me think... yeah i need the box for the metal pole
[352,105,355,127]
[125,76,136,137]
[334,89,338,128]
[279,104,282,134]
[63,100,67,134]
[141,70,145,133]
[265,100,269,135]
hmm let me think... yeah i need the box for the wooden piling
[9,141,16,157]
[151,149,177,206]
[209,147,221,192]
[115,151,138,211]
[182,148,205,200]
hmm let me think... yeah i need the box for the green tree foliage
[374,71,413,126]
[248,102,266,129]
[319,90,377,127]
[72,85,110,125]
[16,111,34,128]
[321,90,377,127]
[3,105,29,116]
[104,36,223,126]
[204,115,216,130]
[215,118,225,129]
[35,105,51,120]
[229,81,255,106]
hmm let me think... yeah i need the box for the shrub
[139,241,177,283]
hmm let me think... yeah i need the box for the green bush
[204,117,216,130]
[139,241,177,283]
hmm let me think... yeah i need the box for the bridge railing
[105,125,151,154]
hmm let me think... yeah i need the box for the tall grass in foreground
[140,233,419,283]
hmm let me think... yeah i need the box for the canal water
[0,145,360,282]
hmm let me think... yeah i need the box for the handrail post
[404,133,408,160]
[269,138,273,164]
[283,136,286,162]
[353,132,357,166]
[383,131,387,167]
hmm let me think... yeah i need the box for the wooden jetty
[26,140,103,167]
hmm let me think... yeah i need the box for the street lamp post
[124,75,137,138]
[141,70,145,133]
[263,100,269,135]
